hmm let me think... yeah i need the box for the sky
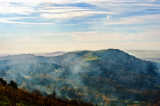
[0,0,160,54]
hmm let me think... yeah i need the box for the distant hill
[0,49,159,105]
[126,50,160,59]
[36,51,66,57]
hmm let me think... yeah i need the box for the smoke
[0,53,93,97]
[0,54,57,92]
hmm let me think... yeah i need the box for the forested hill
[0,49,160,105]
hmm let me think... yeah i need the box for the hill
[36,51,66,57]
[0,49,159,105]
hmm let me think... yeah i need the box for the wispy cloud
[0,0,159,21]
[0,17,53,25]
[41,11,113,19]
[105,14,160,25]
[39,6,115,19]
[0,2,35,14]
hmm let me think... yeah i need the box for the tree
[9,80,18,89]
[0,78,7,85]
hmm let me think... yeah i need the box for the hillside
[0,49,160,105]
[0,78,93,106]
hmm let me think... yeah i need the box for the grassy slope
[81,52,100,61]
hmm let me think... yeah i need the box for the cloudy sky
[0,0,160,54]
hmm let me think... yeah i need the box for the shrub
[9,80,18,89]
[0,78,7,85]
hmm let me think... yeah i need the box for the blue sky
[0,0,160,54]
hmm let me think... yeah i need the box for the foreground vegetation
[0,78,93,106]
